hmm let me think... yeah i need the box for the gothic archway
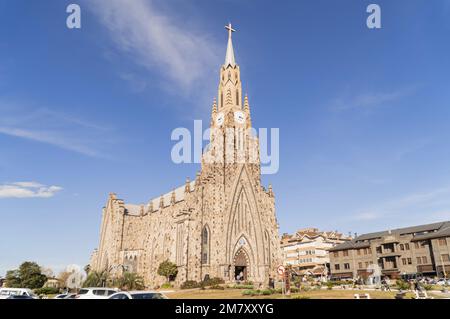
[233,248,250,281]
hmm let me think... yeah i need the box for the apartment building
[281,228,351,277]
[329,221,450,280]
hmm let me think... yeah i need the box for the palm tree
[115,272,145,290]
[82,270,109,288]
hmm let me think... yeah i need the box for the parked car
[63,293,78,299]
[54,294,68,299]
[0,288,37,299]
[436,279,450,286]
[76,287,119,299]
[108,291,168,299]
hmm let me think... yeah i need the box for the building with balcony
[281,228,351,277]
[329,221,450,280]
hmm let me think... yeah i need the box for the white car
[108,291,168,299]
[76,287,119,299]
[436,279,450,286]
[0,288,37,299]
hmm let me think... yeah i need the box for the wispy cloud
[87,0,220,98]
[351,186,450,223]
[330,87,417,112]
[353,212,380,221]
[0,100,115,158]
[0,182,62,199]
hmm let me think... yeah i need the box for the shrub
[422,284,433,291]
[157,260,178,282]
[326,282,334,290]
[180,280,201,289]
[396,280,409,291]
[161,283,172,289]
[34,287,59,295]
[200,277,225,287]
[261,289,272,295]
[290,287,299,293]
[242,289,256,296]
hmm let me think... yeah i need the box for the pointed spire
[159,195,164,209]
[244,94,249,111]
[224,23,236,67]
[171,189,176,205]
[148,200,154,214]
[185,177,191,193]
[268,184,274,197]
[212,98,217,114]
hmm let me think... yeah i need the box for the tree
[4,262,47,289]
[5,270,21,288]
[114,272,145,291]
[18,262,47,289]
[82,270,109,288]
[157,260,178,283]
[57,271,72,289]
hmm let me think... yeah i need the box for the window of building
[343,250,349,257]
[357,249,361,255]
[414,242,420,249]
[333,252,339,258]
[402,258,407,265]
[363,248,367,255]
[439,238,448,246]
[358,262,363,269]
[344,263,350,270]
[367,248,372,255]
[422,256,427,264]
[365,262,369,268]
[376,246,382,254]
[407,258,412,265]
[442,254,450,262]
[335,264,340,270]
[417,257,422,264]
[201,226,210,265]
[405,243,410,250]
[400,244,404,251]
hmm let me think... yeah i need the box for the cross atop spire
[224,23,236,67]
[225,23,236,40]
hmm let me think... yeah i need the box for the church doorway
[234,249,249,282]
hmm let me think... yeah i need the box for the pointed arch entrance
[233,248,250,281]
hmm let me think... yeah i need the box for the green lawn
[165,288,417,299]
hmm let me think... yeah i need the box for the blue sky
[1,0,450,276]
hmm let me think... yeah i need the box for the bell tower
[211,23,251,131]
[205,24,259,173]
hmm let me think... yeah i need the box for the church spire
[224,23,236,67]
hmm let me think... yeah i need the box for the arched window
[236,90,240,106]
[201,226,210,264]
[264,231,271,264]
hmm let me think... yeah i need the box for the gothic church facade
[90,25,281,287]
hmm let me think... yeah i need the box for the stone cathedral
[90,25,281,287]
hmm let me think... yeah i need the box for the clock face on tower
[216,112,224,126]
[234,111,246,124]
